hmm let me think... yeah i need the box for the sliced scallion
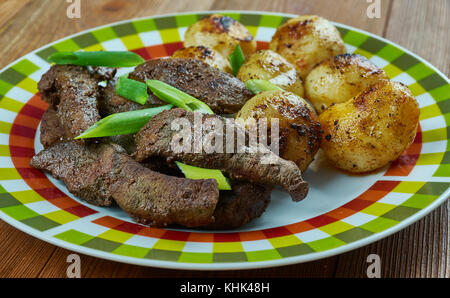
[175,161,232,190]
[75,104,173,139]
[48,51,145,67]
[245,79,283,94]
[116,76,148,105]
[229,45,245,76]
[146,79,214,115]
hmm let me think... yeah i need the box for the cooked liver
[129,58,253,114]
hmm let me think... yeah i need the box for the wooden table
[0,0,448,278]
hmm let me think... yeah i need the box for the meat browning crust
[135,108,309,201]
[38,65,102,138]
[30,142,219,227]
[128,58,253,114]
[39,107,70,148]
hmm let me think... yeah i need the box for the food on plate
[99,78,164,115]
[305,54,389,113]
[269,15,346,79]
[115,76,149,105]
[30,142,220,227]
[29,12,421,230]
[237,50,305,98]
[229,44,246,76]
[33,58,287,228]
[128,58,253,114]
[39,107,70,149]
[47,51,145,68]
[319,80,420,173]
[76,105,173,139]
[236,90,321,172]
[184,14,257,58]
[134,108,309,202]
[172,45,233,74]
[38,65,102,138]
[147,79,214,115]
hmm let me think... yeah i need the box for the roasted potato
[319,80,420,173]
[237,50,305,98]
[305,54,389,113]
[236,90,321,172]
[184,14,257,58]
[269,15,346,79]
[172,45,233,74]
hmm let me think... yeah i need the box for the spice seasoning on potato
[319,80,420,173]
[184,14,257,58]
[305,54,389,113]
[237,49,305,98]
[269,15,346,79]
[172,45,233,74]
[236,90,321,172]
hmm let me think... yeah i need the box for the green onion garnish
[175,162,232,190]
[145,81,228,187]
[146,80,214,115]
[48,51,145,67]
[116,76,148,105]
[229,45,245,76]
[245,79,284,94]
[75,105,172,139]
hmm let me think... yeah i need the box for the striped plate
[0,11,448,270]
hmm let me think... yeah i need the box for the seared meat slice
[38,65,101,138]
[128,58,253,114]
[98,79,165,116]
[205,182,272,230]
[30,142,114,206]
[39,104,136,154]
[40,107,70,148]
[135,108,309,202]
[30,142,219,227]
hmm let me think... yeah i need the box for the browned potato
[269,15,346,79]
[184,14,257,58]
[172,46,233,74]
[236,90,321,172]
[237,50,305,98]
[305,54,389,113]
[319,80,420,173]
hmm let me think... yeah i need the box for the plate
[0,11,448,270]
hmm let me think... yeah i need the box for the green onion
[75,105,172,139]
[145,82,229,187]
[175,162,232,190]
[48,51,145,67]
[245,79,283,94]
[229,45,245,76]
[146,80,214,115]
[116,76,148,105]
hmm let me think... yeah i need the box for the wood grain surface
[0,0,448,278]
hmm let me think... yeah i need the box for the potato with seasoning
[319,80,420,173]
[172,45,233,74]
[237,49,305,98]
[236,90,321,172]
[184,14,257,58]
[269,15,346,79]
[305,54,389,113]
